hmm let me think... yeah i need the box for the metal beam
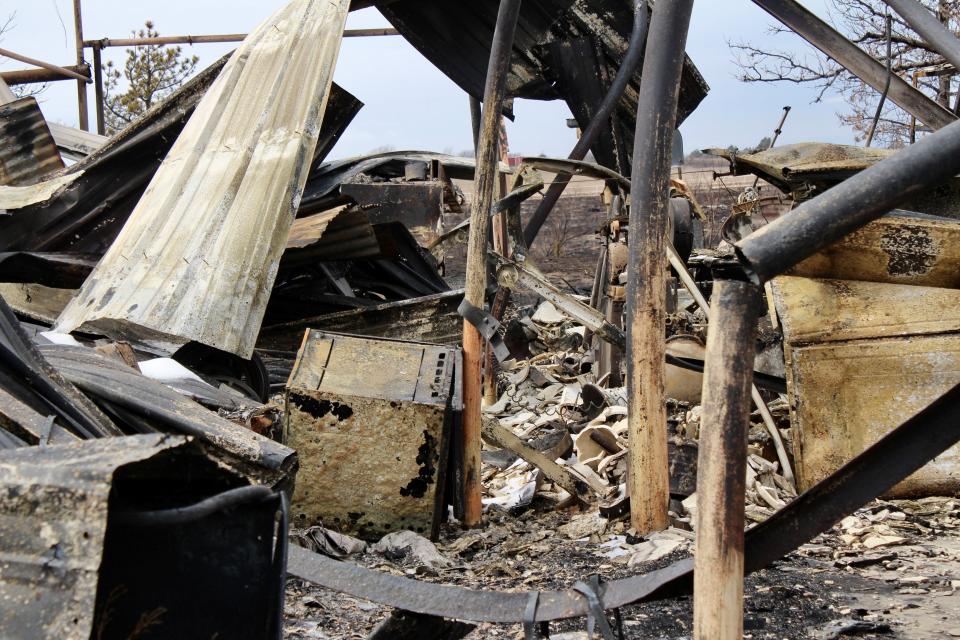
[752,0,956,130]
[885,0,960,71]
[0,48,90,83]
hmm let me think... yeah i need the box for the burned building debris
[1,0,960,639]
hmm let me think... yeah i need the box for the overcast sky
[2,1,857,159]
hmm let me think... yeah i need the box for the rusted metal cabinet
[285,330,457,540]
[773,275,960,496]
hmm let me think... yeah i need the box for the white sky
[1,1,857,159]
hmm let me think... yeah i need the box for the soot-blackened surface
[399,430,437,499]
[880,226,936,277]
[291,394,354,422]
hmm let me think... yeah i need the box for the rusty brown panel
[285,331,455,540]
[0,97,64,186]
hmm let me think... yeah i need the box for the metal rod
[469,95,482,154]
[751,0,956,131]
[626,0,694,536]
[665,244,794,485]
[523,0,650,248]
[0,64,89,85]
[885,0,960,71]
[461,0,523,527]
[0,48,91,83]
[73,0,89,131]
[693,279,761,640]
[92,45,105,135]
[82,28,399,49]
[751,106,791,188]
[865,15,893,148]
[736,116,960,283]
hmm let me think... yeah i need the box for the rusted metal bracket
[457,299,510,362]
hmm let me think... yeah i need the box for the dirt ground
[283,497,959,639]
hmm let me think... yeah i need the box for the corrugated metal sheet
[0,97,64,186]
[257,289,465,352]
[55,0,352,359]
[0,64,361,254]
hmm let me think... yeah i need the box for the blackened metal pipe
[625,0,695,535]
[522,0,650,248]
[736,116,960,283]
[885,0,960,72]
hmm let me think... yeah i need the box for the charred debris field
[1,1,960,639]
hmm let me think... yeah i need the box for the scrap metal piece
[772,275,960,496]
[735,117,960,284]
[55,0,352,359]
[38,343,297,485]
[0,98,64,186]
[787,212,960,288]
[0,435,186,639]
[378,0,707,125]
[258,290,465,354]
[0,293,119,442]
[287,380,960,622]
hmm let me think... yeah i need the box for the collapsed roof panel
[0,67,362,255]
[378,0,708,169]
[0,98,64,186]
[54,0,353,359]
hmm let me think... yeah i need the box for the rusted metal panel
[285,330,456,539]
[55,0,352,359]
[0,97,64,187]
[258,289,464,352]
[787,213,960,288]
[0,435,188,639]
[773,275,960,496]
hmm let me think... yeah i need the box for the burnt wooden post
[625,0,694,535]
[693,279,761,640]
[461,0,523,527]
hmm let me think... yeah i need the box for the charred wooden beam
[693,279,761,640]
